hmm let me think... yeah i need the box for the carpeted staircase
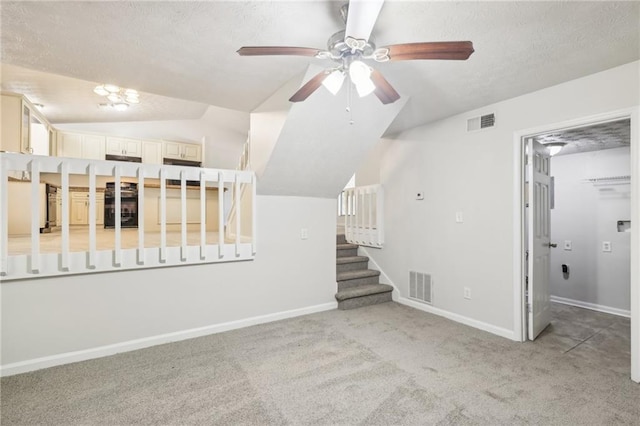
[335,234,393,310]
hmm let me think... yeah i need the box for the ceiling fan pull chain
[347,78,354,125]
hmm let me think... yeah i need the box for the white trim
[512,107,639,383]
[359,246,399,301]
[0,302,337,377]
[398,297,516,341]
[550,296,630,318]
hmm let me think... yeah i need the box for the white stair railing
[225,137,254,244]
[0,152,256,281]
[341,184,384,248]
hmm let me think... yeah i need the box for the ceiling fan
[237,0,474,105]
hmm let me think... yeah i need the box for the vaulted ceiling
[1,1,638,134]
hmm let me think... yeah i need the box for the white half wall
[1,195,337,370]
[550,147,631,312]
[55,105,249,170]
[364,61,638,334]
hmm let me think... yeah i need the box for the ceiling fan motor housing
[327,30,376,61]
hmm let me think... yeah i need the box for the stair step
[338,291,393,310]
[337,234,347,244]
[337,269,380,290]
[337,243,358,258]
[337,269,380,282]
[336,255,369,265]
[335,283,393,302]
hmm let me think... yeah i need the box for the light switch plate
[455,212,464,223]
[301,228,308,240]
[602,241,611,252]
[464,287,471,299]
[564,240,572,250]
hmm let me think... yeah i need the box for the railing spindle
[30,160,40,273]
[180,170,187,261]
[200,171,206,260]
[235,174,241,257]
[137,168,145,264]
[61,162,70,270]
[0,157,8,276]
[88,163,96,268]
[160,168,167,262]
[218,171,224,258]
[251,173,256,255]
[114,167,122,266]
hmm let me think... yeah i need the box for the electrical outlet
[564,240,572,251]
[464,287,471,299]
[416,192,424,200]
[300,228,308,240]
[456,212,464,223]
[602,241,611,252]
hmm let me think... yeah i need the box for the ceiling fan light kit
[322,69,346,95]
[237,0,474,104]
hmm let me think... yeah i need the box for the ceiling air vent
[409,271,432,304]
[467,113,496,131]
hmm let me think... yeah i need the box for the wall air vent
[409,271,432,304]
[467,113,496,131]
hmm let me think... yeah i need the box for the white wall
[56,105,249,170]
[1,195,336,367]
[364,61,638,333]
[550,147,631,312]
[249,73,303,177]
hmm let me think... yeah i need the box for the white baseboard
[0,302,337,377]
[397,297,517,341]
[550,295,630,318]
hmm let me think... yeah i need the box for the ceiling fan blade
[383,41,474,61]
[237,46,322,57]
[345,0,385,43]
[370,69,400,104]
[289,71,329,102]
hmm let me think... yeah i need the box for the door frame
[512,107,639,383]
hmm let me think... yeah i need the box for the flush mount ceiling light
[545,142,567,156]
[94,84,140,110]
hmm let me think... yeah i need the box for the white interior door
[527,139,552,340]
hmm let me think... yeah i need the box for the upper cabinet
[163,141,201,162]
[142,140,162,165]
[105,137,141,158]
[1,93,52,155]
[58,132,105,160]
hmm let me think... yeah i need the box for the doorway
[513,109,639,383]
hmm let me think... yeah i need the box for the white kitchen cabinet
[70,192,104,225]
[1,93,52,155]
[58,132,105,160]
[163,141,201,162]
[106,137,141,158]
[142,140,162,164]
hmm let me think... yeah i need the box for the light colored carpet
[1,302,637,425]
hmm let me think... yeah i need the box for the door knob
[546,242,557,248]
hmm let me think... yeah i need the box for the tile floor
[533,302,631,375]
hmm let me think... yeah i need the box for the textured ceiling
[535,119,630,156]
[1,64,209,123]
[1,1,638,133]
